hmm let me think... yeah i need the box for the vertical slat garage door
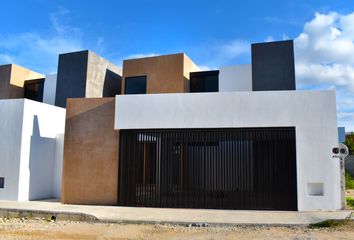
[118,127,297,210]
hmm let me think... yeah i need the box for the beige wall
[183,54,200,92]
[122,53,200,94]
[61,98,119,205]
[85,51,122,97]
[0,64,44,99]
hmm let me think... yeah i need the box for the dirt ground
[0,218,354,240]
[347,189,354,198]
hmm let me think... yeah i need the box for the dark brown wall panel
[61,98,119,205]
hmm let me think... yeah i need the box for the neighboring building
[0,99,65,201]
[55,50,122,107]
[0,51,122,201]
[0,64,44,99]
[338,127,346,143]
[61,40,342,211]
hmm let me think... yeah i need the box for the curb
[0,208,308,226]
[97,219,311,227]
[0,208,98,222]
[0,208,352,227]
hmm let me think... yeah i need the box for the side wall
[62,98,118,205]
[43,74,57,105]
[0,65,13,99]
[17,100,66,201]
[53,133,64,198]
[252,40,296,91]
[55,51,88,108]
[219,65,252,92]
[115,91,340,211]
[0,99,24,200]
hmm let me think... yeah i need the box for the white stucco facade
[115,90,340,211]
[219,65,252,91]
[0,99,65,201]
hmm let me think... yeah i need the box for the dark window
[0,177,4,188]
[24,78,45,102]
[190,71,219,92]
[125,76,147,94]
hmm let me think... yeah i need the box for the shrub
[347,197,354,208]
[346,171,354,190]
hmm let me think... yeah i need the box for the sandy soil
[0,218,354,240]
[347,189,354,198]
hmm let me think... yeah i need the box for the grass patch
[310,213,354,229]
[346,171,354,190]
[347,197,354,208]
[309,219,347,228]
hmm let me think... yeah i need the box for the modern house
[0,40,342,211]
[61,40,341,211]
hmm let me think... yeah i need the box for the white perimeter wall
[0,99,25,200]
[18,99,66,201]
[0,99,65,201]
[115,91,340,211]
[43,74,57,105]
[219,65,252,91]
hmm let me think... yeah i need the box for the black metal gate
[118,128,297,210]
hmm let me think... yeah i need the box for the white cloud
[265,36,274,42]
[197,40,251,68]
[0,7,82,73]
[219,40,250,60]
[125,53,158,59]
[198,65,211,71]
[0,54,14,63]
[294,11,354,131]
[96,37,105,54]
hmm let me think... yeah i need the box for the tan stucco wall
[0,64,44,99]
[61,98,119,205]
[122,53,200,94]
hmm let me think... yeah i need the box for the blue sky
[0,0,353,131]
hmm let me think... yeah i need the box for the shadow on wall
[28,115,56,200]
[184,77,190,93]
[103,69,122,97]
[0,84,24,99]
